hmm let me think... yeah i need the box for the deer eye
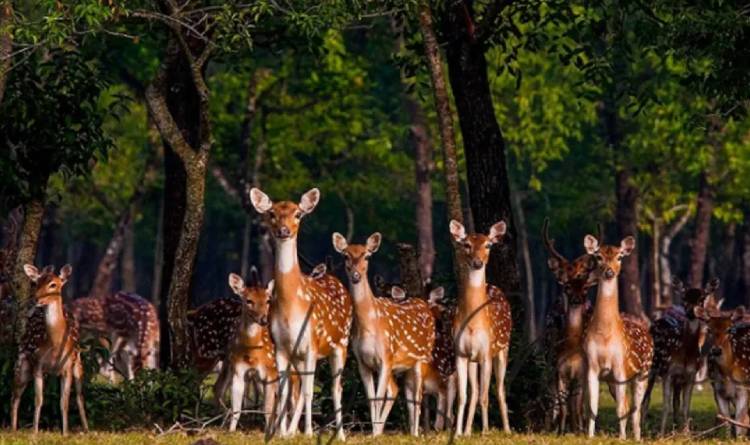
[485,243,492,249]
[48,283,57,289]
[294,212,303,219]
[463,242,472,250]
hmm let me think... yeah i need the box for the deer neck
[350,276,378,334]
[459,266,488,318]
[564,304,586,346]
[44,295,67,346]
[273,237,303,302]
[238,312,263,344]
[591,277,621,328]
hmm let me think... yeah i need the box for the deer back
[375,296,435,365]
[302,273,353,356]
[429,301,456,382]
[621,313,654,377]
[69,296,108,335]
[187,297,242,373]
[487,285,512,355]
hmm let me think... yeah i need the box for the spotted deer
[582,235,653,440]
[542,219,597,433]
[694,304,750,436]
[449,220,512,435]
[644,277,716,434]
[250,188,353,440]
[332,232,434,436]
[68,291,159,380]
[11,264,89,435]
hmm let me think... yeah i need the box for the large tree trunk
[743,225,750,307]
[151,193,165,305]
[688,172,714,288]
[510,187,536,342]
[659,207,690,307]
[12,198,45,342]
[122,207,137,292]
[615,166,642,315]
[0,1,13,105]
[441,1,520,293]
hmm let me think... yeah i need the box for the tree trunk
[0,1,13,105]
[615,167,642,315]
[89,204,136,298]
[650,218,661,315]
[12,198,45,343]
[660,207,690,307]
[441,1,520,293]
[743,226,750,307]
[121,205,137,292]
[397,243,424,298]
[151,191,165,307]
[688,172,714,288]
[510,186,536,342]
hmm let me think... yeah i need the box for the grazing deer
[541,218,597,433]
[645,277,716,434]
[449,220,512,435]
[221,270,278,432]
[582,235,653,440]
[187,296,243,376]
[11,264,89,435]
[68,291,159,380]
[332,232,435,436]
[250,188,353,439]
[694,304,750,436]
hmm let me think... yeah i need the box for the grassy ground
[0,384,733,444]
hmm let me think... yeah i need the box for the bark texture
[0,1,13,105]
[687,172,714,288]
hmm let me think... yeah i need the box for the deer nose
[604,268,615,279]
[277,226,291,238]
[258,315,268,326]
[351,271,361,284]
[471,259,484,270]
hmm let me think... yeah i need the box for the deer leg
[631,376,647,441]
[73,360,88,432]
[445,374,456,431]
[379,375,399,434]
[303,352,316,436]
[60,372,72,435]
[273,353,291,437]
[11,357,31,431]
[660,375,673,435]
[285,358,307,436]
[412,364,424,436]
[735,389,748,437]
[33,371,43,433]
[263,379,277,435]
[229,365,247,432]
[494,350,511,433]
[434,387,445,431]
[556,375,567,435]
[374,361,393,433]
[464,361,479,436]
[479,357,491,434]
[213,362,231,409]
[357,361,378,435]
[329,346,346,441]
[586,367,600,438]
[614,377,628,440]
[454,355,469,436]
[681,380,694,433]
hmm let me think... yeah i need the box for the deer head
[543,218,597,285]
[332,232,381,285]
[228,268,274,326]
[583,235,635,281]
[673,276,721,318]
[249,188,320,241]
[449,220,506,271]
[695,305,745,362]
[24,264,71,306]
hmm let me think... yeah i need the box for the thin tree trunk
[89,204,136,298]
[743,226,750,307]
[240,215,252,279]
[660,207,690,307]
[0,1,13,105]
[397,243,424,298]
[510,187,536,342]
[122,205,137,292]
[441,1,520,293]
[12,198,44,342]
[151,192,165,306]
[650,218,661,315]
[719,222,737,293]
[688,172,714,288]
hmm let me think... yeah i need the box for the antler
[542,217,565,263]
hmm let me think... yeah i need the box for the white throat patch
[468,267,485,288]
[275,238,297,273]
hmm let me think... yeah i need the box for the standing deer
[250,187,353,439]
[68,291,159,380]
[645,277,716,434]
[332,232,435,436]
[583,235,653,440]
[11,264,89,435]
[541,218,597,433]
[449,220,512,435]
[694,304,750,436]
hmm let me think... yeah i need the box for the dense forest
[0,0,749,436]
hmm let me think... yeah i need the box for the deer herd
[6,188,750,440]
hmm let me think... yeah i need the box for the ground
[0,385,733,444]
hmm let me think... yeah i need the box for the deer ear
[733,306,746,322]
[311,263,326,279]
[705,278,720,294]
[249,188,273,214]
[24,264,40,283]
[716,298,725,309]
[42,265,55,274]
[373,274,385,292]
[583,235,599,254]
[59,264,72,282]
[266,279,275,297]
[332,232,348,253]
[429,287,445,304]
[547,257,561,273]
[298,188,320,215]
[693,306,707,320]
[228,273,246,296]
[620,236,636,257]
[366,232,382,254]
[449,220,467,242]
[488,221,507,244]
[391,286,406,301]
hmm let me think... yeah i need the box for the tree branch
[476,0,514,44]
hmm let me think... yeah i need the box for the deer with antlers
[333,232,436,436]
[11,264,89,435]
[449,220,512,435]
[68,291,159,381]
[582,235,653,440]
[694,304,750,436]
[541,219,597,433]
[250,188,353,439]
[644,277,717,434]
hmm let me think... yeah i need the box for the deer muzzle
[276,226,292,239]
[604,268,615,280]
[471,259,484,270]
[350,271,361,284]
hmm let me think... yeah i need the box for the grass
[0,384,735,445]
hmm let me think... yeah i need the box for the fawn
[449,220,512,435]
[11,264,89,435]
